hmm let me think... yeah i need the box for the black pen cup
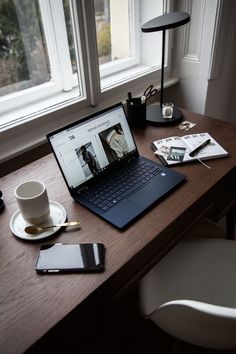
[126,97,146,128]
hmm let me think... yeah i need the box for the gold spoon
[24,221,80,235]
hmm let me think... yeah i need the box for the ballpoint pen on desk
[128,92,132,100]
[189,139,211,157]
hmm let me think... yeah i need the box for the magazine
[151,132,228,166]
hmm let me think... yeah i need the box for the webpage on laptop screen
[49,106,136,189]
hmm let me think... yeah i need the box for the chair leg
[226,206,236,240]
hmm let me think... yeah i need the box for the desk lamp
[142,11,190,125]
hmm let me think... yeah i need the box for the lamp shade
[141,12,190,32]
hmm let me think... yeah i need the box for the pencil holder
[126,97,146,128]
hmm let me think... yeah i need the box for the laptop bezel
[46,102,139,195]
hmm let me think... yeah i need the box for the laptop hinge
[127,155,138,163]
[77,186,88,194]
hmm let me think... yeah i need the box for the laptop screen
[48,103,137,190]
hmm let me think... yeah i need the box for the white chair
[139,219,236,350]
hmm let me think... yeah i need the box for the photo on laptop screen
[48,104,136,190]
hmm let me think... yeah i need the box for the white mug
[15,181,50,224]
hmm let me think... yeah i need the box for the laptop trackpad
[104,199,142,229]
[128,178,169,208]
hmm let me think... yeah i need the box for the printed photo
[75,143,100,177]
[167,146,186,162]
[158,145,170,160]
[177,120,197,132]
[99,123,129,163]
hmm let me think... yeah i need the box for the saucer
[10,201,66,241]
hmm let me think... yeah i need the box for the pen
[189,139,211,157]
[141,95,146,104]
[128,92,132,100]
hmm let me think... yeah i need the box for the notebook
[151,132,228,166]
[47,103,186,229]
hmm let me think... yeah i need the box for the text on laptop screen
[49,105,137,189]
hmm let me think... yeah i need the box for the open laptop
[47,103,186,229]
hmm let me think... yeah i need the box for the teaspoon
[24,221,80,235]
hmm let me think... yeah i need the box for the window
[0,1,50,96]
[0,0,172,162]
[0,0,83,129]
[94,0,166,89]
[95,0,138,78]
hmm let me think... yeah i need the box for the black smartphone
[35,243,105,273]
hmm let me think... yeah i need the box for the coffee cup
[15,181,50,224]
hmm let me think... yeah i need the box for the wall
[204,0,236,122]
[166,0,236,123]
[228,84,236,122]
[166,0,219,114]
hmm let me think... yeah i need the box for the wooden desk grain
[0,110,236,354]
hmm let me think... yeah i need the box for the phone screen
[35,243,105,273]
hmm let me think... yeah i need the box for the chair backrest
[150,299,236,350]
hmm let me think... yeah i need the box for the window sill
[0,75,179,166]
[101,64,178,91]
[0,86,83,132]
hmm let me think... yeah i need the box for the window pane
[63,0,77,75]
[94,0,131,65]
[0,0,85,131]
[0,0,50,96]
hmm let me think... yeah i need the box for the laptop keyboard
[80,159,163,212]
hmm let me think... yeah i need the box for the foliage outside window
[0,0,50,96]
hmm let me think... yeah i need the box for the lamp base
[146,104,183,126]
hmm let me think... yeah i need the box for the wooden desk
[1,110,236,354]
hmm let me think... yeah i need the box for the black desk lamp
[142,11,190,125]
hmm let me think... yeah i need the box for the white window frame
[0,0,85,129]
[0,0,176,164]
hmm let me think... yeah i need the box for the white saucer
[10,201,66,241]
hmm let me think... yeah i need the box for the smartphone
[35,243,105,273]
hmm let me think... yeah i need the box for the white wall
[169,0,219,114]
[166,0,236,123]
[205,0,236,122]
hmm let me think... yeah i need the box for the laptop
[47,103,186,229]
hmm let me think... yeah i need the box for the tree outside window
[0,0,50,96]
